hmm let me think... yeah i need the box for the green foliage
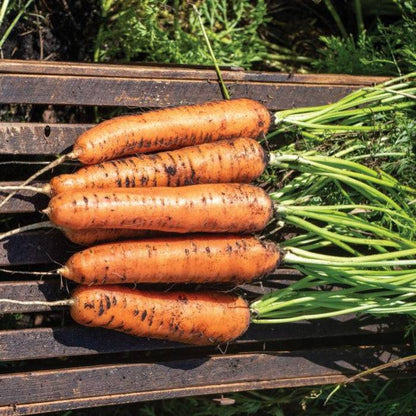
[94,0,271,69]
[313,33,397,75]
[134,389,303,416]
[373,114,416,188]
[313,0,416,75]
[302,111,416,192]
[307,379,416,416]
[0,0,34,52]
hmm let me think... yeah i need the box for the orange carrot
[70,285,250,345]
[44,183,273,233]
[73,98,270,164]
[47,137,268,196]
[58,235,280,284]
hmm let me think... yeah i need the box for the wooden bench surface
[0,60,412,416]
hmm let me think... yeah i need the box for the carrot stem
[0,185,49,195]
[0,268,57,276]
[0,298,73,306]
[0,220,55,241]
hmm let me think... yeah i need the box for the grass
[0,0,34,56]
[312,0,416,75]
[92,0,313,71]
[93,0,270,67]
[89,0,416,75]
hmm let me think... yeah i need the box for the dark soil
[1,1,100,61]
[0,0,339,64]
[0,2,104,124]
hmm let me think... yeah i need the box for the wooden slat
[0,59,387,85]
[0,181,49,213]
[0,281,66,313]
[0,231,75,267]
[0,314,405,361]
[0,74,366,109]
[0,346,413,414]
[0,370,407,416]
[0,380,333,416]
[0,123,91,155]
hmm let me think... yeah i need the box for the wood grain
[0,123,91,155]
[0,74,366,110]
[0,371,406,416]
[0,280,66,313]
[0,59,387,85]
[0,181,49,213]
[0,346,413,411]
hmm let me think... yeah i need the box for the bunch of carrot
[2,74,416,346]
[1,97,280,346]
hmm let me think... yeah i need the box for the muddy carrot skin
[45,184,273,233]
[58,235,280,284]
[70,285,251,345]
[48,138,268,196]
[72,98,271,164]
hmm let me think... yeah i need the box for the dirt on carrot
[48,137,269,196]
[73,98,270,164]
[70,285,251,345]
[45,183,274,233]
[58,234,281,284]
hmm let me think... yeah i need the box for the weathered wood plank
[0,74,368,109]
[0,123,91,155]
[0,365,408,416]
[0,181,49,213]
[0,314,405,361]
[0,346,413,409]
[0,380,336,416]
[0,231,74,267]
[0,59,387,85]
[0,280,66,313]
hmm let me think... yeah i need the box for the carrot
[70,285,250,345]
[0,98,270,209]
[57,235,280,284]
[44,183,273,233]
[73,98,270,165]
[47,137,268,196]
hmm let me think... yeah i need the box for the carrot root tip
[68,150,80,159]
[43,183,52,196]
[57,266,69,277]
